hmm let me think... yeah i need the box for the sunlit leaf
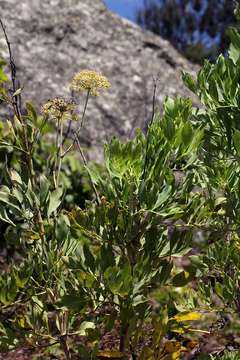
[172,312,202,322]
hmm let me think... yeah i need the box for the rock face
[0,0,198,159]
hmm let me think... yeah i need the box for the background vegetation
[137,0,238,63]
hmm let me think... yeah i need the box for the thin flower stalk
[56,117,64,188]
[41,98,77,189]
[62,89,90,157]
[76,136,100,205]
[62,70,110,157]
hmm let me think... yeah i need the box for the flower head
[41,98,78,121]
[70,70,110,96]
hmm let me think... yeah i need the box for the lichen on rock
[0,0,198,160]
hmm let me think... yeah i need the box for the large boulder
[0,0,198,159]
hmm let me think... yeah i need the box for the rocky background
[0,0,198,159]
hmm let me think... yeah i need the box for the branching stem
[62,89,90,157]
[76,136,100,205]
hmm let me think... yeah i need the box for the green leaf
[12,88,22,97]
[161,116,175,141]
[181,122,193,146]
[229,43,240,63]
[10,170,22,185]
[0,188,22,217]
[152,185,171,210]
[0,206,15,226]
[39,174,50,206]
[104,263,132,297]
[26,102,38,124]
[0,60,8,84]
[182,72,196,93]
[47,187,63,217]
[59,293,87,311]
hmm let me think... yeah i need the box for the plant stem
[0,19,21,125]
[75,136,100,205]
[62,89,90,157]
[53,117,60,188]
[56,118,64,188]
[59,335,71,360]
[119,322,129,353]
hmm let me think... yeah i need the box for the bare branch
[0,18,22,122]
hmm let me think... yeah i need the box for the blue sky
[103,0,144,21]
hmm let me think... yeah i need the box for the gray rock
[0,0,199,160]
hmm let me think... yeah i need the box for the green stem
[53,117,60,189]
[56,119,64,188]
[75,136,100,205]
[62,90,90,158]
